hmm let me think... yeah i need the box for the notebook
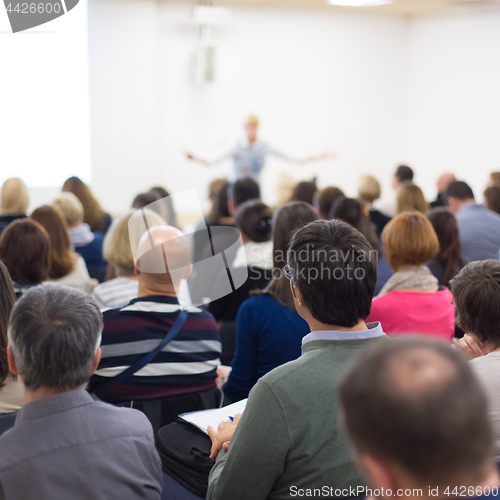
[179,399,248,435]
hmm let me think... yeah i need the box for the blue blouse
[223,293,310,402]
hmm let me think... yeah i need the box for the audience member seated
[0,284,162,499]
[289,179,317,206]
[314,186,345,220]
[358,175,391,236]
[429,172,456,208]
[92,209,192,309]
[208,200,274,325]
[89,226,221,433]
[221,202,316,402]
[0,178,28,235]
[339,337,499,500]
[0,219,50,297]
[427,207,466,288]
[446,180,500,262]
[396,181,428,214]
[53,193,107,282]
[487,171,500,188]
[206,219,385,499]
[379,164,414,217]
[132,192,159,210]
[31,205,96,293]
[190,178,261,305]
[332,197,392,295]
[484,185,500,215]
[366,211,455,341]
[451,260,500,457]
[62,176,112,234]
[0,261,24,415]
[148,186,179,228]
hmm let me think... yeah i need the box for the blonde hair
[396,182,428,214]
[52,193,84,228]
[359,175,381,204]
[1,178,29,216]
[245,114,259,127]
[104,208,167,272]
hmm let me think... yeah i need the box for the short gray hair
[8,283,103,392]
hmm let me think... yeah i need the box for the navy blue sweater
[223,293,310,402]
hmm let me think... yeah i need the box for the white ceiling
[164,0,500,17]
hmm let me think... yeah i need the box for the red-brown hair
[31,205,76,279]
[0,219,50,285]
[382,211,439,271]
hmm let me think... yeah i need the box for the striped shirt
[89,295,221,401]
[92,277,193,310]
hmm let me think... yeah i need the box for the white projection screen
[0,0,90,187]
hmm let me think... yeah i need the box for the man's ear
[134,260,140,277]
[7,346,18,376]
[357,453,399,496]
[90,348,102,376]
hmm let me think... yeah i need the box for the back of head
[395,165,414,183]
[287,220,377,327]
[235,200,273,243]
[451,260,500,346]
[135,225,191,287]
[132,192,159,210]
[30,205,74,280]
[264,202,318,310]
[8,283,103,392]
[316,186,345,219]
[0,218,50,285]
[396,182,428,214]
[484,185,500,215]
[52,192,84,228]
[208,180,230,223]
[148,186,178,228]
[0,261,15,387]
[382,211,439,271]
[62,176,106,232]
[427,207,463,285]
[358,175,381,204]
[289,180,317,206]
[105,208,166,273]
[1,177,29,216]
[490,172,500,185]
[231,177,261,208]
[339,337,493,487]
[333,198,380,255]
[446,180,474,201]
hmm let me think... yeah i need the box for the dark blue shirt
[223,293,310,402]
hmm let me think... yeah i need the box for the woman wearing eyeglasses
[221,202,317,403]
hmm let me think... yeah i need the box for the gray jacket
[0,389,162,500]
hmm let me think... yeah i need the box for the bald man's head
[339,337,492,487]
[437,173,456,194]
[135,225,192,288]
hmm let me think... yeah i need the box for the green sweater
[208,335,386,499]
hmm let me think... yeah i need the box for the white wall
[81,1,500,215]
[86,0,409,214]
[406,5,500,201]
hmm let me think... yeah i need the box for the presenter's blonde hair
[245,114,259,127]
[1,178,29,216]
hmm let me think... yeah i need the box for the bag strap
[94,308,189,395]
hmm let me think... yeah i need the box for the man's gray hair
[8,283,103,392]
